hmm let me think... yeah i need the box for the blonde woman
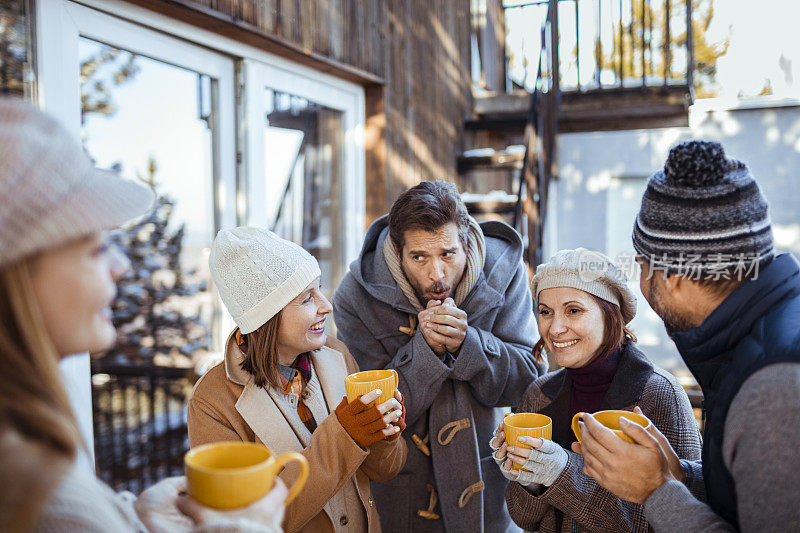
[0,100,285,532]
[187,228,408,533]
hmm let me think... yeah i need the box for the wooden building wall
[132,0,476,226]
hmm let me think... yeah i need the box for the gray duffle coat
[332,216,547,532]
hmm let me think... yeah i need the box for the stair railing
[518,0,560,270]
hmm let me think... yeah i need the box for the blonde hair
[0,259,81,529]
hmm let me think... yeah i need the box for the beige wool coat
[187,333,407,533]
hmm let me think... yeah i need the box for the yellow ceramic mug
[345,369,399,408]
[571,410,652,444]
[185,441,309,510]
[503,412,553,471]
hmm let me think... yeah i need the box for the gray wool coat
[332,215,547,533]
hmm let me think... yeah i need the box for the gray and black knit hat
[632,141,774,276]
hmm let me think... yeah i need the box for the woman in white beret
[491,248,701,532]
[0,99,287,532]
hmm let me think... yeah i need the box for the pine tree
[80,45,140,124]
[102,157,210,367]
[0,1,30,97]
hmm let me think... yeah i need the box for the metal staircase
[459,0,694,271]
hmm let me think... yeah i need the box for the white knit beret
[209,227,322,334]
[531,248,637,324]
[0,100,154,267]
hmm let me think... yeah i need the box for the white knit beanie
[209,227,322,334]
[0,100,154,267]
[531,248,637,324]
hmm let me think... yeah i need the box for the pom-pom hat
[632,141,774,275]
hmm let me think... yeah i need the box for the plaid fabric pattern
[280,353,317,433]
[506,364,702,532]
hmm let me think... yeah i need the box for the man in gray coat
[332,180,547,532]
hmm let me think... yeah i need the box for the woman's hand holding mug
[381,390,406,441]
[134,476,287,533]
[490,422,569,488]
[336,389,403,448]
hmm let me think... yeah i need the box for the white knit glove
[489,428,545,490]
[488,427,513,481]
[490,425,568,488]
[509,437,569,488]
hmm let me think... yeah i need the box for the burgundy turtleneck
[567,347,622,443]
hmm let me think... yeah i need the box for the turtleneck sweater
[566,347,621,443]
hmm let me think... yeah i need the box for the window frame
[35,0,367,461]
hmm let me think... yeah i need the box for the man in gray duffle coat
[332,180,547,532]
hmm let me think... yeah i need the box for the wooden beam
[474,87,689,115]
[457,151,524,173]
[464,198,517,215]
[364,84,386,229]
[122,0,385,86]
[472,91,530,115]
[468,88,691,132]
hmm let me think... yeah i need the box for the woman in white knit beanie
[188,227,408,533]
[490,248,702,533]
[0,100,287,532]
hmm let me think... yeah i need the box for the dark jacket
[506,342,702,532]
[332,216,546,532]
[671,253,800,528]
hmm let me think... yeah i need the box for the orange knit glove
[385,393,406,442]
[335,397,388,448]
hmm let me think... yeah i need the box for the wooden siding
[135,0,476,225]
[383,0,472,203]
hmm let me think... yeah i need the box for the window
[263,90,345,290]
[37,0,365,480]
[0,0,35,98]
[244,59,365,298]
[38,0,237,476]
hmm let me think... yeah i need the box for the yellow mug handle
[273,452,309,504]
[389,368,398,390]
[571,412,586,444]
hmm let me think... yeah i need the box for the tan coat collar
[222,331,349,449]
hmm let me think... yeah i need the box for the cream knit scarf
[383,217,486,312]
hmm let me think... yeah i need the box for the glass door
[244,59,365,298]
[37,0,236,478]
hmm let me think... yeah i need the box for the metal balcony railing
[505,0,694,95]
[91,361,196,494]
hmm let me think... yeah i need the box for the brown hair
[388,180,471,254]
[239,312,283,389]
[532,294,637,365]
[0,259,81,529]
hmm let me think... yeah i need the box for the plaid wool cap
[632,141,774,274]
[0,100,154,267]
